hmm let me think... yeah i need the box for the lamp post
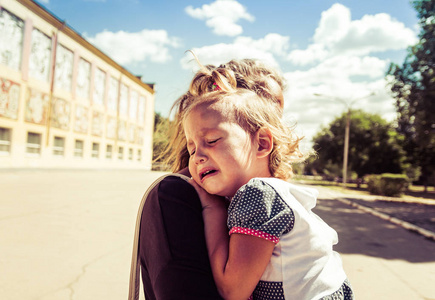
[314,92,375,188]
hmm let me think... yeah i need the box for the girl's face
[184,106,266,198]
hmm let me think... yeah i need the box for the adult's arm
[139,175,222,300]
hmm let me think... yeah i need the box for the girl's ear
[256,127,273,158]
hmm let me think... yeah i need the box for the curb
[336,197,435,242]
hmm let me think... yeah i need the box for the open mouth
[200,169,217,180]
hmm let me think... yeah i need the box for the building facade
[0,0,155,169]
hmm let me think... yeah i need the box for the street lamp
[314,92,375,188]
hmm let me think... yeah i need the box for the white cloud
[282,61,397,146]
[314,3,351,45]
[288,3,417,65]
[84,29,180,65]
[285,55,387,91]
[332,13,418,56]
[185,0,255,36]
[235,33,290,57]
[180,33,290,70]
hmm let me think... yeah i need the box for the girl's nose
[193,148,207,164]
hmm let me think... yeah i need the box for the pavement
[0,169,434,300]
[312,185,435,300]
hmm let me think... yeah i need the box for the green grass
[293,177,435,200]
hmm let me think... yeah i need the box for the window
[0,8,24,70]
[53,136,65,156]
[54,44,73,92]
[129,90,138,120]
[118,146,124,160]
[119,84,128,116]
[128,148,133,160]
[0,127,11,154]
[26,132,41,155]
[137,149,141,162]
[106,144,113,159]
[74,140,84,157]
[29,28,51,82]
[138,96,146,125]
[76,58,91,99]
[91,142,99,158]
[107,77,118,112]
[93,68,106,106]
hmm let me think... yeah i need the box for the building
[0,0,155,169]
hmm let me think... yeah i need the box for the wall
[0,0,155,169]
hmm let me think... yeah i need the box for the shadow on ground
[347,198,435,233]
[313,199,435,263]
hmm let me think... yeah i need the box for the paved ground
[0,170,434,300]
[343,197,435,233]
[313,186,435,300]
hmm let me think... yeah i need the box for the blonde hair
[160,58,288,172]
[183,90,304,180]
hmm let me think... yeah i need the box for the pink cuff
[229,227,279,244]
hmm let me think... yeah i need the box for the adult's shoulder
[158,174,191,190]
[146,174,200,209]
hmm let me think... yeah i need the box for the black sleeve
[139,175,222,300]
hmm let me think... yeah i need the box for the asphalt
[0,170,434,300]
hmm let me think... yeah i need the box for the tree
[386,0,435,188]
[152,112,170,170]
[307,110,408,180]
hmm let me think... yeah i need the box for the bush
[366,173,409,197]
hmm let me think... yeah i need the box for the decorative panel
[129,90,138,120]
[106,116,116,139]
[54,44,73,92]
[91,110,103,136]
[25,87,48,124]
[119,83,128,116]
[107,76,118,112]
[76,58,90,99]
[117,120,126,141]
[0,78,20,120]
[93,68,105,106]
[0,9,24,70]
[29,28,51,82]
[74,105,88,133]
[51,98,70,130]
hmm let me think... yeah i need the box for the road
[0,170,434,300]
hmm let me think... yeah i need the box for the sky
[35,0,420,149]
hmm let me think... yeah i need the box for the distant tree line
[306,0,434,189]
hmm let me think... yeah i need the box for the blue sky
[36,0,419,148]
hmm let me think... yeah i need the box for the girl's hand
[188,179,226,210]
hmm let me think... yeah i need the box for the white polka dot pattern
[229,226,279,244]
[320,279,354,300]
[253,281,285,299]
[228,178,295,239]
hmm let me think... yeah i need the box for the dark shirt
[139,175,222,300]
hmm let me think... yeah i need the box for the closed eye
[207,138,220,145]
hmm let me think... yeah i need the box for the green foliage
[308,110,408,179]
[386,0,435,186]
[366,173,409,197]
[152,112,171,170]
